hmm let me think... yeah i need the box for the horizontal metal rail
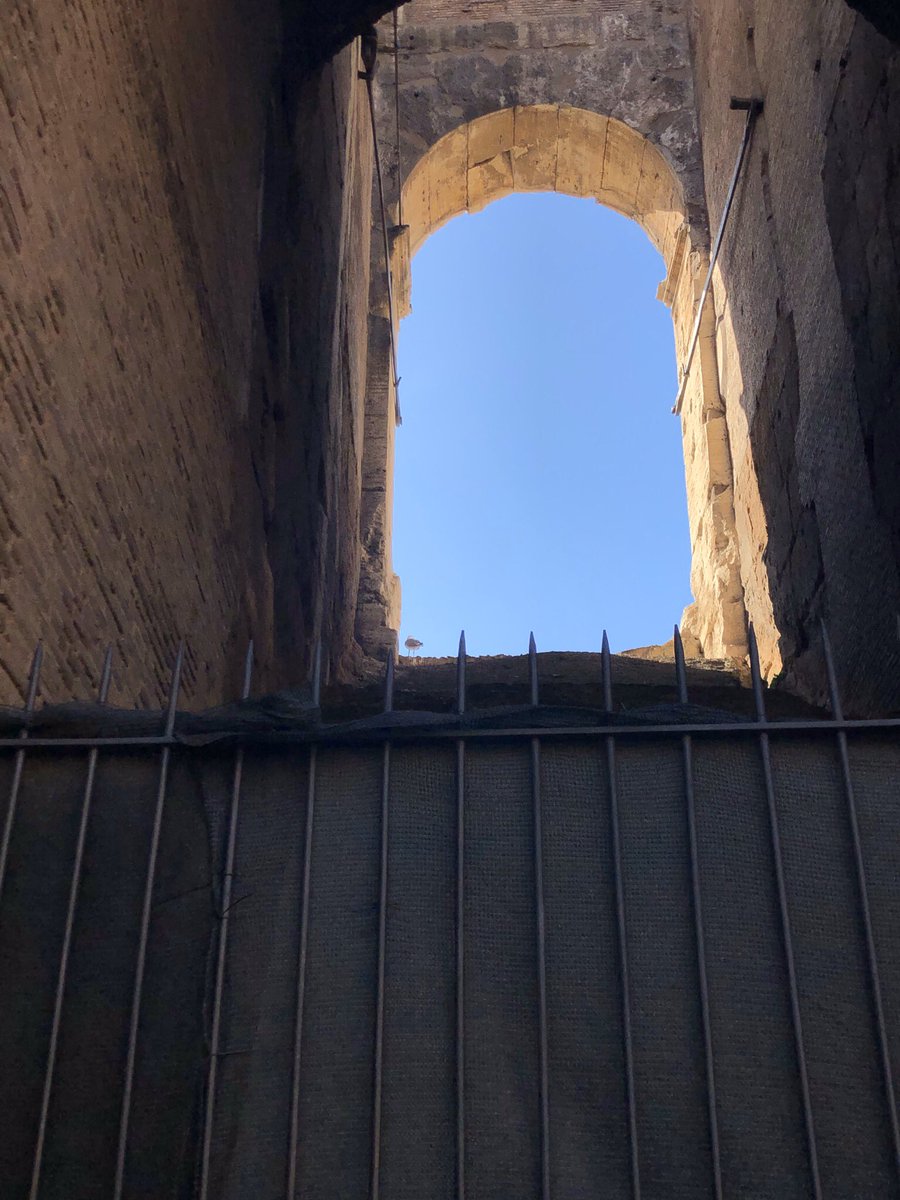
[0,715,897,752]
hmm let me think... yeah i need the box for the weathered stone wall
[357,0,751,663]
[284,0,408,74]
[0,3,375,707]
[691,0,900,710]
[259,44,375,691]
[0,0,279,707]
[382,0,705,219]
[847,0,900,44]
[4,0,899,712]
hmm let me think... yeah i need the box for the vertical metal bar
[821,623,900,1180]
[113,643,185,1200]
[748,625,822,1199]
[602,633,641,1199]
[0,644,44,906]
[456,631,467,1200]
[287,639,323,1200]
[370,646,394,1200]
[530,634,551,1200]
[674,628,723,1199]
[29,647,112,1200]
[199,642,254,1200]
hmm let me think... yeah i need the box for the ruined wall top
[381,0,705,232]
[404,0,678,24]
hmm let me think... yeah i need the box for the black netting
[773,738,897,1197]
[2,723,900,1199]
[692,739,809,1198]
[616,740,714,1200]
[465,745,543,1197]
[0,750,213,1200]
[382,746,457,1200]
[541,743,631,1196]
[295,747,383,1200]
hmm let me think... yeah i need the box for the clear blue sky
[393,192,693,658]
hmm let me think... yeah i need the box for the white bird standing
[404,637,423,658]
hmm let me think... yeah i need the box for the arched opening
[357,107,750,664]
[394,192,692,656]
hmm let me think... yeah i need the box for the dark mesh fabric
[850,737,900,1109]
[4,726,900,1198]
[295,747,383,1200]
[0,754,87,1198]
[211,750,312,1200]
[381,745,457,1200]
[122,752,218,1200]
[0,751,213,1200]
[616,740,714,1199]
[691,740,810,1197]
[772,738,897,1198]
[465,745,543,1198]
[541,742,631,1197]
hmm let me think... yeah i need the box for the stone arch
[356,106,752,666]
[401,106,689,276]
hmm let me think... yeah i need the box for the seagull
[404,636,423,658]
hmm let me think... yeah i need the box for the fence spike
[98,647,114,703]
[747,623,766,722]
[25,643,44,710]
[165,643,186,737]
[529,633,539,707]
[0,643,44,906]
[602,631,613,715]
[384,642,395,714]
[673,625,688,705]
[457,632,467,717]
[820,621,843,721]
[311,638,323,709]
[242,641,255,702]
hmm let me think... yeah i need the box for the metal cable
[113,643,185,1200]
[199,642,254,1200]
[362,37,403,427]
[393,10,404,228]
[674,629,724,1198]
[673,99,762,416]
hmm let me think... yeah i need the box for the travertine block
[511,104,559,191]
[600,120,645,219]
[467,108,515,166]
[404,165,432,256]
[556,107,608,198]
[467,152,515,212]
[428,126,469,237]
[391,226,412,319]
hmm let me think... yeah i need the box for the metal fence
[2,623,900,1199]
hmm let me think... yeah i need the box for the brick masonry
[692,0,900,710]
[0,2,375,707]
[0,0,279,707]
[1,0,898,713]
